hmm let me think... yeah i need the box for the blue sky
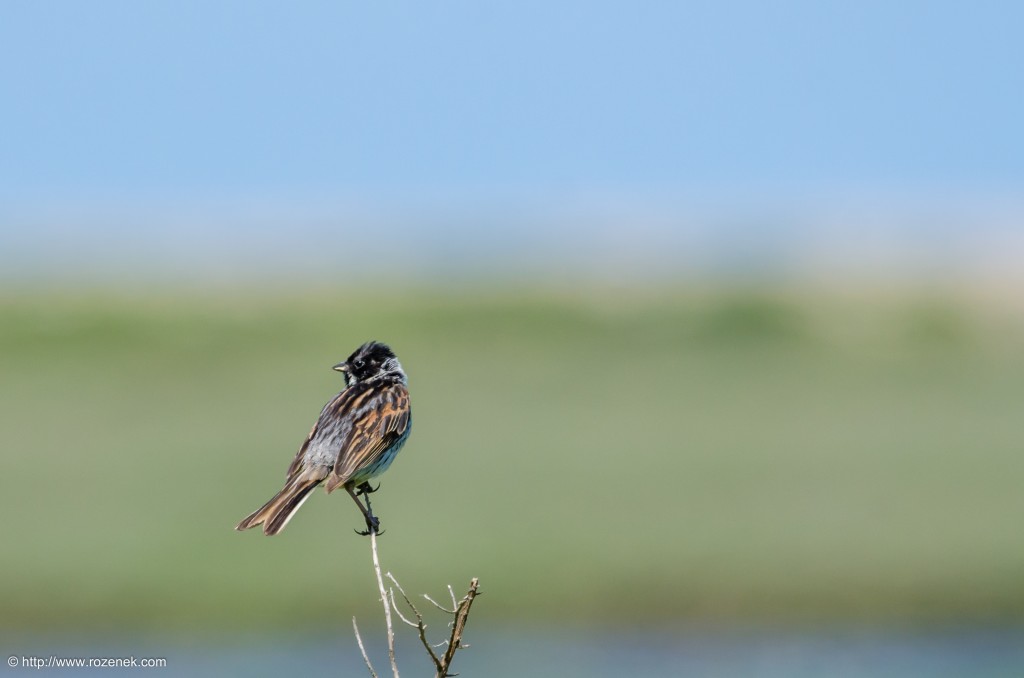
[1,1,1022,282]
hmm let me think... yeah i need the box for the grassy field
[2,286,1023,632]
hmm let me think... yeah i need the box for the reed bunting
[236,341,411,536]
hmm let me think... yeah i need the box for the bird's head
[333,341,405,385]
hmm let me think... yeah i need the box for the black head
[333,341,405,385]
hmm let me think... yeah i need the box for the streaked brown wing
[285,389,351,478]
[284,422,318,478]
[328,383,410,489]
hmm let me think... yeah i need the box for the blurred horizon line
[4,197,1024,295]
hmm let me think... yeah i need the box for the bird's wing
[285,390,350,478]
[284,423,317,478]
[326,383,410,492]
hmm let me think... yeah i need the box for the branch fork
[353,530,480,678]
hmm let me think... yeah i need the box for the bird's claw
[356,482,380,496]
[354,516,382,536]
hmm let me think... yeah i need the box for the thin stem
[352,617,378,678]
[369,530,400,678]
[423,593,456,614]
[387,573,444,673]
[441,578,480,673]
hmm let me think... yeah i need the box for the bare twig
[386,575,481,678]
[352,617,378,678]
[388,589,418,628]
[423,593,456,614]
[387,573,444,673]
[352,527,480,677]
[441,578,480,672]
[368,530,399,678]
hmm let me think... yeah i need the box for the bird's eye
[355,359,365,369]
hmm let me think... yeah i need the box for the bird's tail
[236,476,321,536]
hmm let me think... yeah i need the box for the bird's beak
[333,363,349,373]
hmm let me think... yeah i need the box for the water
[6,626,1023,677]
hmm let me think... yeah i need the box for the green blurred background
[4,2,1024,674]
[3,287,1023,633]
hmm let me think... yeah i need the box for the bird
[236,341,411,536]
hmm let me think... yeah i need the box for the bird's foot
[356,482,380,496]
[354,515,383,536]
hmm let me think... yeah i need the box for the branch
[440,578,480,673]
[387,573,444,674]
[352,526,481,677]
[423,593,456,614]
[388,574,481,678]
[369,530,399,678]
[352,617,378,678]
